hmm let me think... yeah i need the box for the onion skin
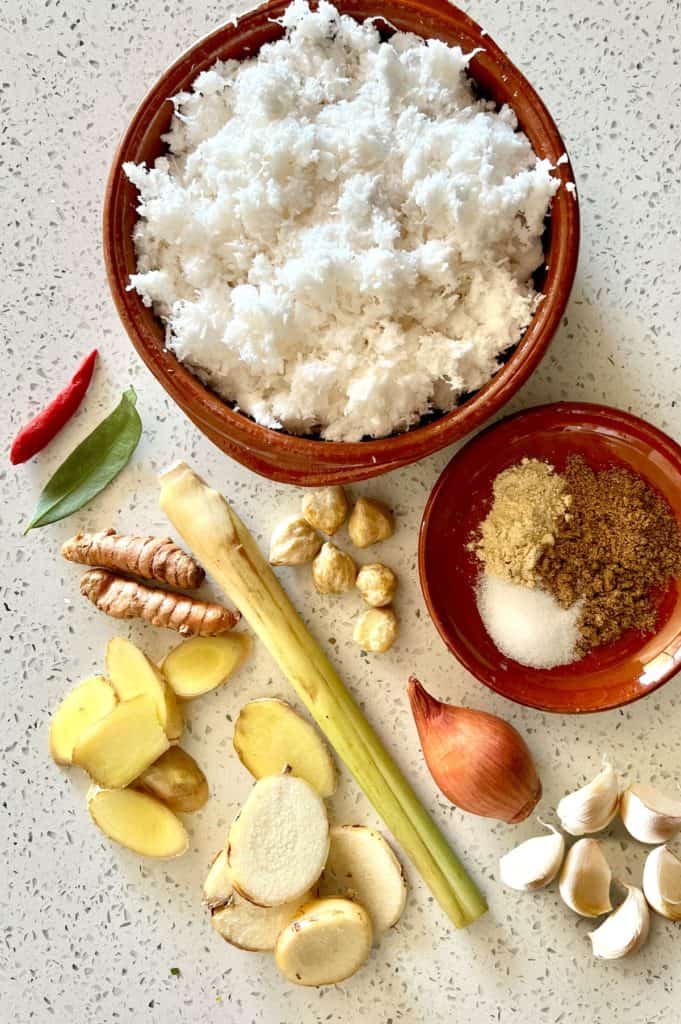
[407,677,542,824]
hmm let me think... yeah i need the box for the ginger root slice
[106,636,183,740]
[162,633,251,700]
[72,693,169,788]
[233,698,337,798]
[80,569,240,636]
[62,529,204,589]
[88,787,188,858]
[49,675,118,766]
[135,746,209,813]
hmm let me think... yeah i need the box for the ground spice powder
[475,458,572,585]
[537,455,681,652]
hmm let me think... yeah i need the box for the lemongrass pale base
[159,462,486,928]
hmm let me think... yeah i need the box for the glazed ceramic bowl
[419,402,681,714]
[104,0,579,485]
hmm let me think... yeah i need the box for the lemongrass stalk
[159,463,487,928]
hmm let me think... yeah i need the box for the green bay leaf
[25,387,142,532]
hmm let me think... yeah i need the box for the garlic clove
[556,759,619,836]
[642,845,681,920]
[620,783,681,844]
[558,838,613,917]
[588,885,650,960]
[499,823,565,891]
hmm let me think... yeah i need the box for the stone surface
[1,1,680,1021]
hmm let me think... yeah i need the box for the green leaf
[24,387,142,532]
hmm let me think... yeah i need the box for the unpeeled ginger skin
[81,568,240,636]
[62,528,204,588]
[135,746,209,813]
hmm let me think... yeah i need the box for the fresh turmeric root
[62,529,204,589]
[80,569,240,636]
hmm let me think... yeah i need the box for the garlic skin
[558,838,612,917]
[642,845,681,920]
[407,677,542,824]
[620,783,681,844]
[556,759,620,836]
[589,885,650,960]
[499,823,565,891]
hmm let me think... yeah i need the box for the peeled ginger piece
[275,898,373,986]
[319,825,407,936]
[106,636,183,740]
[228,774,329,906]
[233,698,337,798]
[88,787,188,858]
[162,633,251,699]
[49,675,117,765]
[72,694,169,788]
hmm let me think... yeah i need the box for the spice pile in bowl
[472,455,681,669]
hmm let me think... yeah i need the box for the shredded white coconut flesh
[125,0,559,442]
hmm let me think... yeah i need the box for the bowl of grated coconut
[104,0,579,485]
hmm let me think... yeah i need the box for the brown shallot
[407,677,541,824]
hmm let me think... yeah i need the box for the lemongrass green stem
[159,462,487,928]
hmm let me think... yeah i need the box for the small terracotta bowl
[104,0,579,485]
[419,403,681,714]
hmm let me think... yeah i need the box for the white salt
[125,0,559,442]
[477,574,581,669]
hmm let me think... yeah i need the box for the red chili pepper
[10,348,98,465]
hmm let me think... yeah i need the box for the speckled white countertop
[2,1,680,1021]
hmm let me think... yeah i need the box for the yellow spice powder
[475,458,572,586]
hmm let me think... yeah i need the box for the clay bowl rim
[103,0,580,482]
[418,401,681,715]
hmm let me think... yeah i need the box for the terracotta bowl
[419,403,681,714]
[104,0,579,485]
